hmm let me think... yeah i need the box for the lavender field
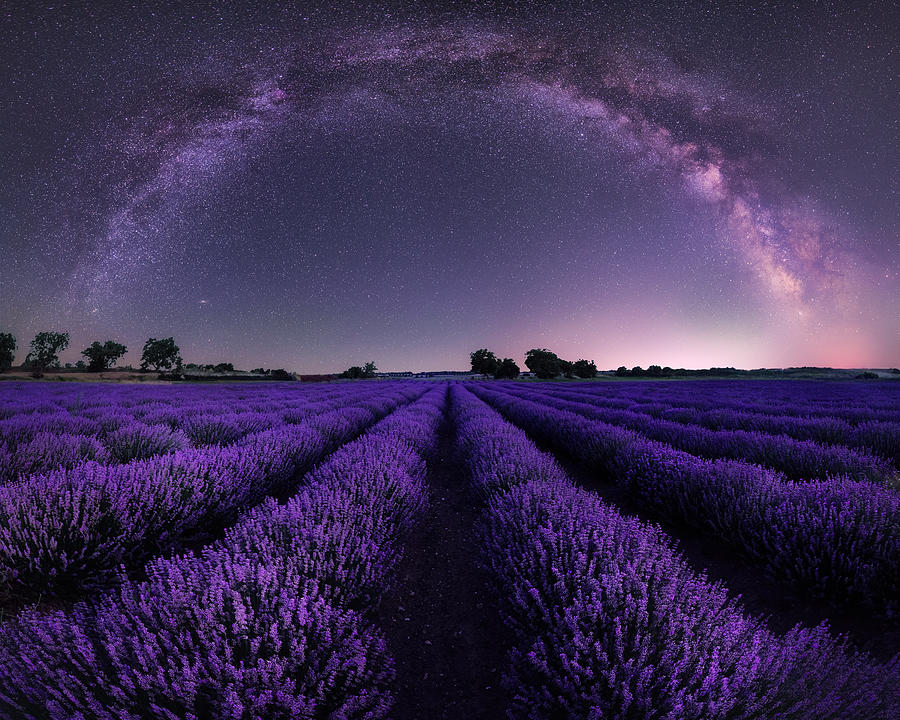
[0,379,898,719]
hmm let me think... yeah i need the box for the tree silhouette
[140,337,182,372]
[82,340,127,371]
[0,332,15,372]
[340,361,377,379]
[25,331,69,377]
[494,358,520,379]
[525,348,565,379]
[572,359,598,378]
[470,348,500,376]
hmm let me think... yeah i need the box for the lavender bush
[103,421,191,462]
[506,383,895,484]
[451,384,899,719]
[472,384,900,616]
[0,383,424,601]
[0,377,896,716]
[0,385,447,718]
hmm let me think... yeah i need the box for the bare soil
[378,424,511,719]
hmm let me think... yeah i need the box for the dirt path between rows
[378,424,511,719]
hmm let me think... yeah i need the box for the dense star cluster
[1,1,896,370]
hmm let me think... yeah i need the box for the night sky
[2,1,897,372]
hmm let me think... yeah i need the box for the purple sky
[2,2,897,371]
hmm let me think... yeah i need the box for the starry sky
[1,1,897,372]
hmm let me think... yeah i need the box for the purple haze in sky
[1,2,897,370]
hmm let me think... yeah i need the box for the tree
[82,340,127,371]
[525,348,565,379]
[340,361,377,379]
[470,349,500,377]
[572,359,598,379]
[631,366,644,377]
[0,332,14,372]
[269,368,294,381]
[493,358,520,379]
[213,362,234,373]
[140,337,181,372]
[615,366,629,377]
[24,331,69,377]
[646,364,663,377]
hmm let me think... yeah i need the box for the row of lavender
[530,379,900,465]
[0,386,446,718]
[0,382,368,481]
[496,382,897,484]
[568,379,900,423]
[0,382,425,604]
[451,385,897,719]
[472,384,900,617]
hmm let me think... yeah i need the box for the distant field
[0,369,168,383]
[0,379,897,718]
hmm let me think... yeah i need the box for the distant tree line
[525,349,598,379]
[0,330,304,381]
[0,332,176,378]
[615,365,675,377]
[470,348,598,379]
[185,362,235,373]
[251,368,295,381]
[470,349,520,379]
[179,363,294,380]
[471,353,900,381]
[612,366,900,379]
[617,365,774,378]
[2,329,897,381]
[339,361,377,379]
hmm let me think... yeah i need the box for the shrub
[104,422,191,463]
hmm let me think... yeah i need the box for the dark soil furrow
[379,423,511,719]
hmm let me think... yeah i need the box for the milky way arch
[64,22,859,321]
